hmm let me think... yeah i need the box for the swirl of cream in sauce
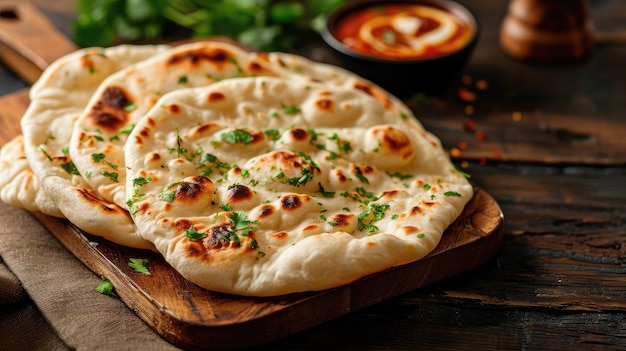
[358,6,461,58]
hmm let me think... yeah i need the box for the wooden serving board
[26,188,503,350]
[0,2,504,349]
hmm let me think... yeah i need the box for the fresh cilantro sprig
[73,0,346,51]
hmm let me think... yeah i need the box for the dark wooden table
[1,0,625,350]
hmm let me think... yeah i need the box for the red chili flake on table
[456,87,477,102]
[479,157,487,165]
[476,80,488,90]
[463,119,476,132]
[492,151,503,159]
[458,141,468,150]
[475,132,488,141]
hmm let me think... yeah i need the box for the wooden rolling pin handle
[0,1,77,85]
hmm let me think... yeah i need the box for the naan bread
[125,77,472,296]
[21,45,169,249]
[0,135,62,217]
[69,41,285,210]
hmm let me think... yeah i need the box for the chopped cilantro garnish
[91,153,105,162]
[168,128,188,157]
[454,166,472,179]
[118,124,135,134]
[61,161,80,175]
[178,75,188,84]
[157,181,182,203]
[101,170,119,182]
[128,258,151,275]
[387,171,413,180]
[317,183,336,198]
[282,104,301,114]
[95,277,114,295]
[444,191,462,197]
[264,129,281,141]
[123,102,137,112]
[185,226,207,241]
[355,168,369,184]
[357,203,390,233]
[221,129,253,145]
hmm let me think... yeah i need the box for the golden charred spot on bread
[410,206,424,216]
[334,169,348,183]
[75,188,129,217]
[246,61,270,75]
[422,201,437,208]
[329,213,353,227]
[271,231,288,239]
[138,126,150,138]
[80,55,96,73]
[173,176,215,203]
[280,195,302,211]
[168,104,181,114]
[255,52,270,63]
[204,223,240,249]
[403,226,421,234]
[173,218,193,230]
[382,190,400,198]
[88,85,134,132]
[190,123,219,138]
[353,82,392,109]
[289,128,309,142]
[316,98,334,113]
[258,204,274,218]
[319,90,332,96]
[166,47,232,68]
[303,224,320,232]
[147,152,161,162]
[208,92,226,103]
[366,241,377,247]
[227,184,254,203]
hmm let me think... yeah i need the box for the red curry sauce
[335,4,474,60]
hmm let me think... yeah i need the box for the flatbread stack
[0,40,473,296]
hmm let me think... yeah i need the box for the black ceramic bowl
[322,0,478,97]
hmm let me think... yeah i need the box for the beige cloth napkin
[0,202,181,351]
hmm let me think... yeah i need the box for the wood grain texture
[28,186,503,350]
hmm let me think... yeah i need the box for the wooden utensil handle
[0,1,77,84]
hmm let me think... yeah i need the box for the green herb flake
[185,226,207,241]
[123,102,137,112]
[357,203,390,233]
[417,233,426,239]
[282,104,301,115]
[118,124,135,135]
[61,161,81,175]
[387,171,413,180]
[128,258,151,276]
[221,129,253,146]
[264,129,281,141]
[91,153,106,163]
[95,277,114,295]
[101,170,119,182]
[382,29,396,44]
[355,168,369,184]
[317,182,336,198]
[178,75,189,84]
[423,184,432,191]
[444,191,462,197]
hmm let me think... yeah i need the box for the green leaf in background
[73,0,347,51]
